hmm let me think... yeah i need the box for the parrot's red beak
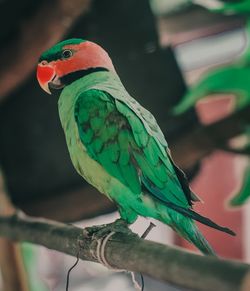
[36,62,56,94]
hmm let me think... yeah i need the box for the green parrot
[37,39,235,255]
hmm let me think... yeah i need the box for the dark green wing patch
[74,89,191,208]
[74,89,141,194]
[115,99,191,207]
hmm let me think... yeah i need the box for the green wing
[74,89,192,208]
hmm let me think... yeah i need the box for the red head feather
[37,40,115,94]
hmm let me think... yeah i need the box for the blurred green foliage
[173,0,250,206]
[230,162,250,206]
[21,243,49,291]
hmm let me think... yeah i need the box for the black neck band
[61,67,108,86]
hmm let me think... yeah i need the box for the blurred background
[0,0,250,290]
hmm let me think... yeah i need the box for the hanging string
[140,273,145,291]
[134,222,156,291]
[131,271,143,290]
[65,245,81,291]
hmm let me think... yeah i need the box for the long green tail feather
[166,201,236,236]
[143,176,236,236]
[168,210,216,256]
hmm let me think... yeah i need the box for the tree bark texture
[0,213,249,291]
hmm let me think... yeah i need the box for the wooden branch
[0,214,250,291]
[0,0,91,100]
[170,105,250,170]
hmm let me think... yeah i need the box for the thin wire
[132,222,156,291]
[65,248,80,291]
[140,273,145,291]
[141,222,156,239]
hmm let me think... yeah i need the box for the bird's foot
[85,218,131,240]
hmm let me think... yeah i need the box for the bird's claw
[85,218,130,240]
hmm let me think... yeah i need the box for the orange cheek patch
[37,65,55,84]
[55,57,83,77]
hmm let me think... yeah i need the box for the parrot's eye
[61,49,73,59]
[40,60,48,66]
